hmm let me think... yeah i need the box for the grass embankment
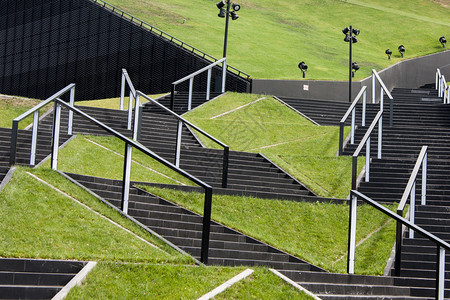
[1,167,313,299]
[0,95,43,128]
[184,92,362,198]
[104,0,449,80]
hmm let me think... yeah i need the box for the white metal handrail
[348,190,448,299]
[120,69,138,131]
[338,86,367,155]
[171,58,227,112]
[372,69,394,126]
[436,68,449,103]
[9,84,76,166]
[351,110,383,189]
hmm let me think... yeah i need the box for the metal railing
[49,98,214,264]
[351,110,383,190]
[9,84,76,166]
[348,190,448,300]
[170,58,227,112]
[120,69,137,131]
[138,92,229,188]
[436,69,449,104]
[394,145,428,276]
[372,69,394,126]
[89,0,250,81]
[338,86,367,156]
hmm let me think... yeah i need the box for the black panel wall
[0,0,250,100]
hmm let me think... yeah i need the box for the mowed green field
[104,0,449,80]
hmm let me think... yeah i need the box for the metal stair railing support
[372,69,394,126]
[348,190,448,300]
[49,98,214,264]
[351,110,383,190]
[138,91,230,188]
[9,84,76,166]
[394,145,428,277]
[436,68,449,103]
[339,86,367,156]
[120,69,137,130]
[170,58,227,111]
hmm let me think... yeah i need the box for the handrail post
[380,87,384,111]
[170,84,175,111]
[339,122,344,156]
[365,137,370,182]
[222,58,227,93]
[394,209,403,276]
[121,143,132,214]
[30,111,39,165]
[51,102,62,171]
[188,77,193,111]
[133,93,140,141]
[422,152,427,205]
[351,108,355,144]
[120,70,126,110]
[347,192,357,274]
[68,85,75,135]
[372,71,376,104]
[200,187,213,264]
[222,147,229,188]
[436,69,439,91]
[409,182,416,239]
[436,246,445,300]
[378,116,382,159]
[206,68,212,101]
[9,120,19,166]
[175,120,182,167]
[389,97,394,127]
[352,156,358,190]
[127,91,133,130]
[362,90,366,127]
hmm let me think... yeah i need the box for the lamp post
[342,26,360,103]
[216,1,240,92]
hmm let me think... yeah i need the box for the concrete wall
[252,50,450,102]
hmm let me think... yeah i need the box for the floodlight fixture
[352,28,360,36]
[351,62,359,77]
[342,27,350,35]
[218,8,226,18]
[230,11,239,20]
[398,45,405,58]
[440,36,447,48]
[232,3,241,11]
[216,1,225,9]
[385,49,392,60]
[298,61,308,78]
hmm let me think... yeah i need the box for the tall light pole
[342,26,360,103]
[216,1,240,92]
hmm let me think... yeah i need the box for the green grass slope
[104,0,449,80]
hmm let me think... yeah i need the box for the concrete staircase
[142,92,223,115]
[0,258,87,299]
[64,172,324,271]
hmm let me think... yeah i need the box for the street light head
[218,8,226,18]
[342,27,350,35]
[352,62,359,77]
[230,11,239,20]
[398,45,405,58]
[440,36,447,48]
[352,28,360,36]
[344,34,351,42]
[385,49,392,60]
[351,36,358,43]
[232,3,241,11]
[298,61,308,78]
[216,1,225,9]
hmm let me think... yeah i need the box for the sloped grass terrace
[102,0,449,80]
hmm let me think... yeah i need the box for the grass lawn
[0,95,43,129]
[67,264,314,299]
[103,0,449,80]
[141,187,396,275]
[42,134,195,186]
[184,92,362,198]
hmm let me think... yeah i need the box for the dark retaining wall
[0,0,250,100]
[252,50,450,102]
